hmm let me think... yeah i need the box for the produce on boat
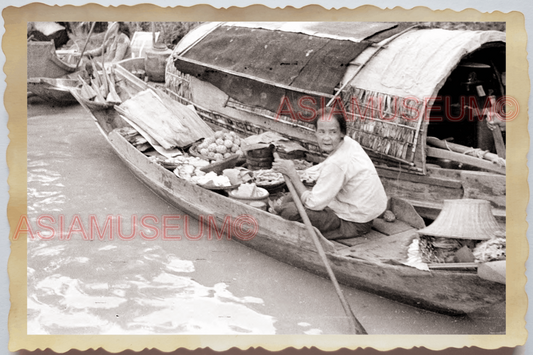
[405,199,505,274]
[195,130,243,162]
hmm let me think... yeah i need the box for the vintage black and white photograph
[23,18,509,338]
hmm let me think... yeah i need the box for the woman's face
[316,116,344,153]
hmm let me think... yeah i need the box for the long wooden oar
[75,22,96,71]
[99,22,120,98]
[273,152,367,334]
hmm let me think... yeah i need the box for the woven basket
[417,199,504,240]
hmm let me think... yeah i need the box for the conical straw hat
[417,199,504,240]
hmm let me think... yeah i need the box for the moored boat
[27,40,83,104]
[27,40,78,79]
[165,22,507,224]
[71,61,506,316]
[27,77,81,105]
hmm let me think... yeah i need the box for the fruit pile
[197,131,243,162]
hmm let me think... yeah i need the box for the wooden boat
[165,22,507,224]
[71,60,506,316]
[27,40,82,104]
[27,77,81,104]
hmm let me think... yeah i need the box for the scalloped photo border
[5,3,529,353]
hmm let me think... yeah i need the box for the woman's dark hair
[312,107,347,135]
[93,22,108,33]
[117,22,131,39]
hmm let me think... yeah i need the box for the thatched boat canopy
[170,22,506,173]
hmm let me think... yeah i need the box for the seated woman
[272,108,388,240]
[78,22,132,65]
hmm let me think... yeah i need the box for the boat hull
[72,63,506,316]
[104,127,505,316]
[27,77,80,105]
[162,75,507,225]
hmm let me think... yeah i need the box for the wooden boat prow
[71,62,506,316]
[27,40,78,79]
[27,77,81,105]
[27,40,82,104]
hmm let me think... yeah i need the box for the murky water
[26,98,505,335]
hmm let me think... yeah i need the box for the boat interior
[69,56,505,273]
[426,44,506,157]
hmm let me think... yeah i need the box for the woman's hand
[272,156,309,199]
[272,158,298,181]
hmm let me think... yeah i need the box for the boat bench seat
[333,218,419,263]
[334,217,414,248]
[336,229,386,248]
[372,218,413,236]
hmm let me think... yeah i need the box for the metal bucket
[145,46,172,82]
[246,148,274,170]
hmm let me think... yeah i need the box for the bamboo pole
[75,22,96,71]
[273,151,367,335]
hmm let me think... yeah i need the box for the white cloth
[301,136,387,223]
[348,29,506,100]
[31,22,65,36]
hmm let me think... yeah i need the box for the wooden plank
[426,136,504,167]
[330,240,350,251]
[425,166,462,180]
[428,263,478,271]
[478,260,505,284]
[491,127,506,159]
[377,166,463,189]
[335,229,386,247]
[372,218,413,236]
[176,55,335,99]
[426,147,505,175]
[345,229,417,262]
[379,175,463,217]
[460,170,506,209]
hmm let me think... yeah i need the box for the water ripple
[27,240,276,335]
